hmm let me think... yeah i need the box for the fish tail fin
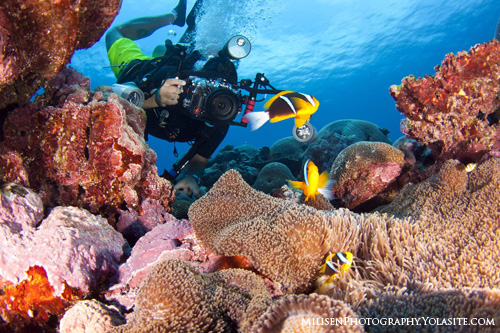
[243,112,270,131]
[317,171,336,201]
[287,180,304,191]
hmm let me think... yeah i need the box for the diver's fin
[172,0,187,27]
[243,112,270,131]
[264,90,295,109]
[287,180,304,190]
[317,172,336,201]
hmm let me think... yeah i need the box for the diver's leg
[495,17,500,41]
[179,0,205,44]
[105,0,187,51]
[172,0,187,27]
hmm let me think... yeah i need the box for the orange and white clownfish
[287,160,334,202]
[243,90,319,131]
[319,251,353,283]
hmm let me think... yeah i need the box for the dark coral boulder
[330,141,405,210]
[303,119,392,173]
[0,0,121,113]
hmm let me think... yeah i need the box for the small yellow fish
[465,163,477,173]
[287,160,334,202]
[243,91,319,131]
[319,251,353,283]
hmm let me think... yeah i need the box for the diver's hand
[157,78,186,107]
[174,175,201,199]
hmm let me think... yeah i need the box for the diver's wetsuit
[107,0,229,160]
[144,107,229,159]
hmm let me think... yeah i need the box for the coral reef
[251,293,364,333]
[0,205,128,297]
[303,120,392,173]
[1,7,499,329]
[105,218,204,309]
[59,300,125,333]
[0,182,43,230]
[253,162,296,194]
[110,259,272,332]
[0,266,81,331]
[0,147,28,185]
[0,67,174,223]
[302,191,336,211]
[0,0,121,112]
[317,158,500,309]
[377,158,500,289]
[269,136,309,176]
[189,169,361,293]
[330,141,405,209]
[200,120,392,195]
[117,198,172,246]
[359,287,500,333]
[201,144,270,188]
[390,40,500,161]
[191,158,500,304]
[171,198,192,219]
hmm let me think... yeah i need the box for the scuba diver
[105,0,234,199]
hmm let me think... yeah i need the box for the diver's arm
[174,154,208,198]
[142,78,186,109]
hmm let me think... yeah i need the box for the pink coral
[0,183,43,230]
[0,205,128,296]
[390,40,500,161]
[106,218,202,309]
[0,67,174,222]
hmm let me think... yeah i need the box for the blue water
[71,0,500,173]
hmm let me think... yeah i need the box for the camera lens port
[206,88,239,122]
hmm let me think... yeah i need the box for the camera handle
[163,74,284,180]
[235,73,283,127]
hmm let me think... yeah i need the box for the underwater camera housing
[177,35,251,124]
[111,82,144,108]
[182,76,241,124]
[293,120,318,143]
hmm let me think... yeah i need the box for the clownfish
[319,252,353,283]
[465,163,477,173]
[287,160,334,202]
[243,91,319,131]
